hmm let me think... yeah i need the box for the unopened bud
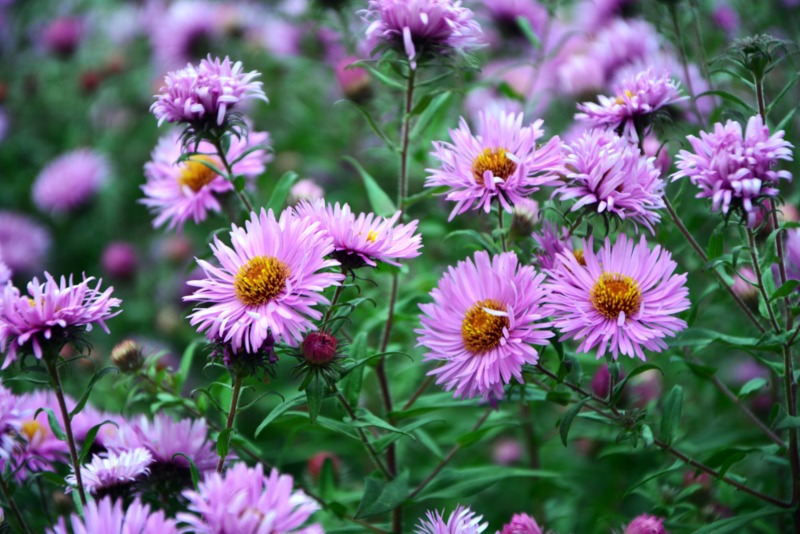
[111,340,143,372]
[302,331,338,365]
[307,451,341,482]
[510,198,539,238]
[335,57,371,103]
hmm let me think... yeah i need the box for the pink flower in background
[478,0,548,45]
[576,69,685,141]
[0,211,50,274]
[0,273,120,368]
[0,381,21,461]
[492,437,522,465]
[427,110,563,220]
[712,4,740,38]
[101,241,138,280]
[8,390,69,480]
[335,57,371,101]
[66,448,153,497]
[178,463,323,534]
[41,16,83,57]
[289,178,325,206]
[141,128,271,232]
[625,513,668,534]
[497,513,542,534]
[363,0,483,67]
[731,266,758,301]
[784,230,800,283]
[0,248,10,285]
[295,200,422,268]
[555,129,665,232]
[186,208,343,351]
[48,497,178,534]
[672,116,793,227]
[546,235,689,360]
[415,505,488,534]
[33,149,109,214]
[148,0,224,70]
[417,251,552,400]
[151,55,268,127]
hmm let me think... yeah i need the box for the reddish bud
[302,331,338,365]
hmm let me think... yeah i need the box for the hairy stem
[216,373,243,473]
[402,375,435,412]
[322,282,346,326]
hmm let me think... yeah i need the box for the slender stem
[782,345,800,505]
[756,75,767,121]
[36,478,53,524]
[402,375,435,411]
[398,66,417,212]
[0,476,31,534]
[407,407,493,500]
[747,230,781,333]
[688,0,713,88]
[567,212,585,236]
[668,5,706,126]
[663,195,767,334]
[322,283,345,326]
[497,206,507,252]
[45,359,87,505]
[332,390,393,479]
[211,135,255,214]
[216,373,244,473]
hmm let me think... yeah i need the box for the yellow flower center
[614,89,635,105]
[590,272,642,320]
[573,249,586,266]
[178,155,220,192]
[471,148,518,184]
[233,256,291,307]
[461,299,509,353]
[21,420,46,441]
[366,230,378,243]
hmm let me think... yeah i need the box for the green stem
[747,229,781,333]
[211,135,254,214]
[332,389,393,479]
[498,206,507,252]
[401,374,435,411]
[322,282,345,326]
[216,373,244,473]
[668,5,706,127]
[0,475,31,534]
[398,66,417,212]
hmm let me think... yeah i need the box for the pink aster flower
[7,390,69,481]
[532,221,577,273]
[150,55,268,128]
[66,448,153,498]
[48,497,178,534]
[178,463,323,534]
[479,0,548,46]
[0,273,120,368]
[295,200,422,269]
[497,513,542,534]
[41,16,84,57]
[32,149,109,214]
[186,208,343,351]
[427,110,563,220]
[289,178,325,206]
[140,129,271,232]
[555,129,665,232]
[362,0,483,68]
[671,115,793,227]
[0,381,21,460]
[148,0,224,70]
[576,69,685,142]
[625,513,668,534]
[417,251,553,400]
[415,505,488,534]
[0,212,50,274]
[784,229,800,283]
[546,235,690,360]
[0,247,10,285]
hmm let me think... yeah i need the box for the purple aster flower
[150,55,268,128]
[479,0,548,45]
[0,381,21,461]
[497,513,542,534]
[532,221,579,272]
[491,437,522,465]
[48,497,178,534]
[555,129,665,232]
[295,200,423,269]
[0,247,10,285]
[41,16,84,57]
[32,149,109,215]
[289,178,325,206]
[66,448,153,498]
[576,69,685,142]
[8,390,69,481]
[101,241,138,280]
[417,251,553,400]
[148,0,225,70]
[186,208,343,351]
[546,235,690,360]
[140,128,271,232]
[672,115,794,227]
[0,273,120,368]
[362,0,483,68]
[784,229,800,283]
[415,505,488,534]
[178,463,323,534]
[427,110,563,220]
[0,211,48,275]
[712,5,739,38]
[625,513,668,534]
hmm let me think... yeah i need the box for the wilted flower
[67,448,153,499]
[295,200,422,269]
[48,497,178,534]
[546,235,689,360]
[625,513,668,534]
[576,69,685,142]
[427,111,563,220]
[555,129,664,232]
[415,505,488,534]
[0,273,120,368]
[150,55,268,129]
[101,241,138,280]
[186,208,343,351]
[32,149,109,215]
[509,198,539,238]
[497,513,542,534]
[417,251,552,400]
[178,463,323,533]
[672,115,793,227]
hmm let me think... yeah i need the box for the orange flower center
[573,249,586,266]
[471,148,517,184]
[461,299,509,353]
[590,272,641,320]
[21,420,46,441]
[178,155,220,192]
[233,256,291,307]
[614,89,635,105]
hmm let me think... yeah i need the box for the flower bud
[591,364,624,399]
[731,266,758,302]
[101,241,138,280]
[335,57,371,103]
[509,198,539,239]
[492,438,522,466]
[307,451,341,482]
[111,339,144,372]
[42,17,84,58]
[302,331,338,365]
[628,369,662,408]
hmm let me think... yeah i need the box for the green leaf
[660,385,684,445]
[777,107,797,132]
[640,424,654,447]
[354,472,410,519]
[738,377,768,397]
[766,71,800,115]
[623,460,683,497]
[559,397,590,446]
[410,92,452,139]
[254,392,306,437]
[693,507,784,534]
[770,280,800,301]
[611,364,663,405]
[705,447,749,477]
[70,367,119,418]
[341,333,367,409]
[35,408,66,441]
[232,175,246,193]
[350,408,414,439]
[174,340,202,393]
[361,64,406,90]
[266,171,299,212]
[343,156,396,217]
[707,228,723,260]
[775,414,800,431]
[696,90,755,113]
[336,100,397,150]
[306,376,326,424]
[216,427,233,460]
[79,420,118,463]
[417,466,560,500]
[515,15,541,48]
[172,453,200,490]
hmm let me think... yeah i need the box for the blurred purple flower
[0,381,21,461]
[41,16,83,57]
[625,513,668,534]
[785,230,800,283]
[0,212,51,274]
[642,135,671,177]
[48,497,178,534]
[712,5,739,38]
[478,0,548,46]
[33,149,109,215]
[492,437,522,465]
[101,241,138,280]
[8,390,69,481]
[289,178,325,206]
[415,505,488,534]
[148,0,224,70]
[66,448,153,497]
[497,513,542,534]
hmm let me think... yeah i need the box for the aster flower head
[555,129,665,233]
[363,0,483,68]
[497,513,542,534]
[178,463,323,534]
[784,229,800,283]
[546,235,690,360]
[141,128,271,232]
[150,55,268,132]
[48,497,178,534]
[625,513,667,534]
[186,208,344,352]
[671,115,793,227]
[576,69,685,142]
[0,273,121,369]
[0,382,21,460]
[0,211,51,274]
[295,200,422,269]
[33,149,109,215]
[427,111,564,221]
[532,221,578,272]
[7,390,69,480]
[417,251,553,400]
[66,448,153,499]
[415,505,488,534]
